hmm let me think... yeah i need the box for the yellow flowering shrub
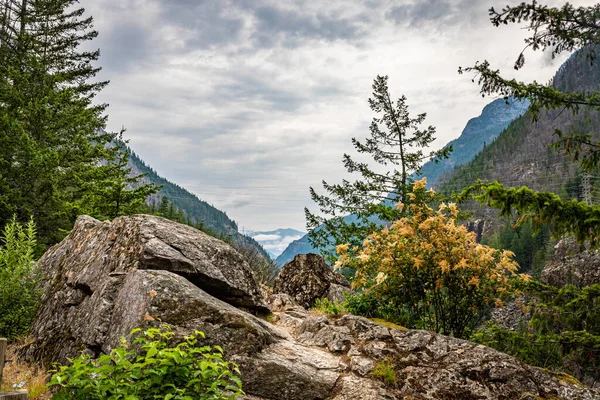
[338,182,522,338]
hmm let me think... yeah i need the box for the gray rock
[25,269,278,364]
[270,310,600,399]
[273,253,350,308]
[543,238,600,288]
[39,215,268,311]
[234,341,341,400]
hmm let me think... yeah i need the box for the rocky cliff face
[23,216,600,399]
[543,238,600,288]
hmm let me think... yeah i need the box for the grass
[311,298,346,317]
[371,359,397,386]
[369,318,407,331]
[0,342,50,399]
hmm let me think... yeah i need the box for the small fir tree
[306,75,451,262]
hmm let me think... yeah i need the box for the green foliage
[48,325,244,400]
[371,359,396,386]
[460,182,600,247]
[0,0,111,248]
[483,219,552,277]
[343,290,380,318]
[472,282,600,383]
[306,75,451,263]
[79,132,160,220]
[0,218,39,341]
[312,298,345,316]
[0,1,156,250]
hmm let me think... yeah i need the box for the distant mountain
[127,151,271,260]
[275,234,318,266]
[419,98,530,187]
[247,228,306,259]
[276,97,532,265]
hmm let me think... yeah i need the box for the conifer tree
[0,0,151,246]
[79,130,160,220]
[305,75,451,261]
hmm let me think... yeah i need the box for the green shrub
[0,217,39,341]
[48,325,245,400]
[343,290,379,318]
[312,298,345,316]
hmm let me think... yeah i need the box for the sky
[82,0,594,232]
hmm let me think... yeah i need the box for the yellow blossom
[455,258,468,270]
[414,256,425,269]
[467,276,480,287]
[336,243,350,254]
[376,272,388,285]
[448,203,458,216]
[357,253,370,262]
[495,298,504,308]
[396,202,405,210]
[519,273,531,282]
[413,177,427,190]
[439,260,450,274]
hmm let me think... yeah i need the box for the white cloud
[252,234,282,241]
[81,0,595,231]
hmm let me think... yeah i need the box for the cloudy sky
[81,0,591,232]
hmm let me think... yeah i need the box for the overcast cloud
[82,0,594,231]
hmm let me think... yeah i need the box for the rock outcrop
[24,216,600,400]
[268,296,599,399]
[273,253,350,308]
[543,238,600,288]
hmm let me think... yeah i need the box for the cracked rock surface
[273,253,350,308]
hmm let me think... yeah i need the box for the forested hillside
[438,52,600,201]
[128,151,237,236]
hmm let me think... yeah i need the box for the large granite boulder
[36,214,268,311]
[543,238,600,288]
[25,269,278,364]
[273,253,350,308]
[25,214,270,363]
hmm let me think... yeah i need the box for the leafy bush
[337,180,524,338]
[48,325,244,400]
[0,218,39,341]
[312,298,345,316]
